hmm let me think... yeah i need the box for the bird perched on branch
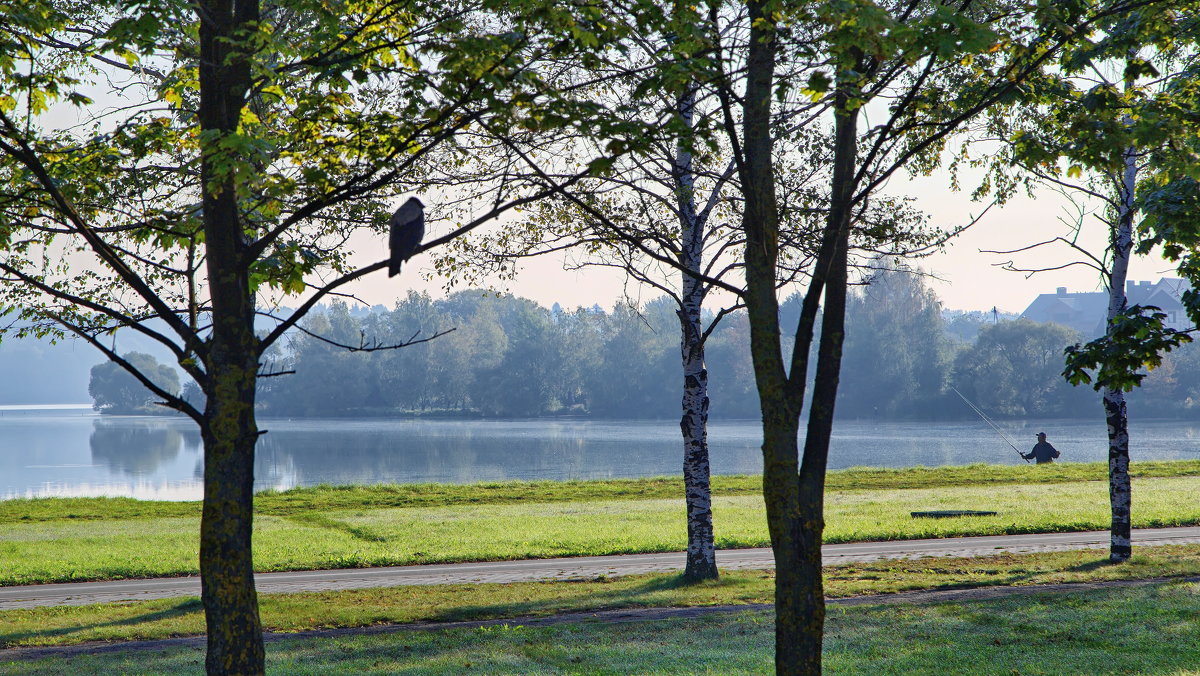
[388,197,425,277]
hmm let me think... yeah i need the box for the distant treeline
[253,291,757,418]
[239,271,1200,420]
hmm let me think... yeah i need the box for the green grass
[4,459,1198,524]
[4,579,1200,674]
[5,544,1200,649]
[7,470,1200,588]
[4,473,1200,586]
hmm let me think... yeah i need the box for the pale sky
[34,61,1179,318]
[338,176,1175,316]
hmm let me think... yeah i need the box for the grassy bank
[9,585,1193,676]
[5,459,1199,524]
[4,556,1200,673]
[4,544,1200,649]
[2,464,1200,586]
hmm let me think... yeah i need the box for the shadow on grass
[0,599,202,648]
[427,573,735,624]
[283,513,388,543]
[889,552,1147,597]
[1066,557,1122,573]
[829,553,1129,599]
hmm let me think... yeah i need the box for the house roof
[1019,278,1189,337]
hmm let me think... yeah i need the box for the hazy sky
[36,66,1178,317]
[339,174,1174,315]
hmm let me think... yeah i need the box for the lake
[4,405,1200,501]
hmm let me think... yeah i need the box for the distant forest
[32,266,1197,418]
[222,268,1200,421]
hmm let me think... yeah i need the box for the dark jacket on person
[1023,441,1060,464]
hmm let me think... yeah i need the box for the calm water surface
[4,405,1200,500]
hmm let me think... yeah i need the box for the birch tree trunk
[197,0,266,672]
[673,85,718,581]
[678,300,716,581]
[1105,140,1137,562]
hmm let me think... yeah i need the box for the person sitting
[1022,432,1061,464]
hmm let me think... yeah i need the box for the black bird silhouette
[388,197,425,277]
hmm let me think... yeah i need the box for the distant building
[1020,278,1190,338]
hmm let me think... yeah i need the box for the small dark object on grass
[911,510,998,518]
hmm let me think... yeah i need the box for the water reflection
[5,407,1200,501]
[0,408,204,500]
[90,419,183,476]
[254,420,623,488]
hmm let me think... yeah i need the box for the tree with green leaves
[952,319,1091,417]
[89,351,181,414]
[448,1,939,582]
[725,0,1165,672]
[427,13,745,579]
[838,261,951,419]
[0,1,661,672]
[990,4,1200,561]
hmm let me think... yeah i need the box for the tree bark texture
[738,3,861,667]
[1104,386,1131,561]
[674,84,718,582]
[1105,140,1137,563]
[197,0,266,673]
[678,310,716,581]
[792,91,858,675]
[740,2,817,672]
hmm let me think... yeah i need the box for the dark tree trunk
[199,375,263,674]
[740,0,807,671]
[197,0,265,673]
[789,99,855,670]
[739,2,859,668]
[674,84,718,582]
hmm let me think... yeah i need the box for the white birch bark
[1105,139,1136,561]
[674,84,717,580]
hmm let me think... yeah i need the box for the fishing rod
[951,387,1030,464]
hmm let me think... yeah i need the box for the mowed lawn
[7,544,1200,649]
[2,471,1199,585]
[4,581,1199,674]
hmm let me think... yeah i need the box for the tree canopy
[89,351,180,414]
[0,0,691,671]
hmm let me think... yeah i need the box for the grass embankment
[11,581,1200,676]
[4,544,1200,650]
[4,550,1200,673]
[6,459,1199,524]
[3,461,1200,586]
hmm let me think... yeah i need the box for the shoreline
[4,457,1200,506]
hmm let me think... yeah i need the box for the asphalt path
[4,526,1199,610]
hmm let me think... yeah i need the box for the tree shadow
[426,573,734,623]
[0,598,202,647]
[889,552,1124,595]
[282,513,388,543]
[1066,558,1122,573]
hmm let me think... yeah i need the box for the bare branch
[287,322,457,353]
[48,313,202,425]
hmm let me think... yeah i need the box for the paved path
[4,526,1199,610]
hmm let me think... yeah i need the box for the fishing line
[951,387,1030,463]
